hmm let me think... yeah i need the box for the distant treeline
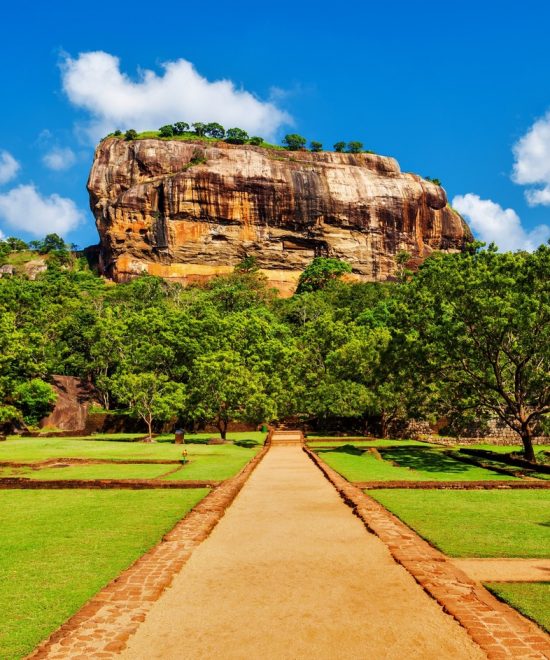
[0,238,548,461]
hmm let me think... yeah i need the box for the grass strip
[485,582,550,633]
[370,489,550,557]
[0,488,208,659]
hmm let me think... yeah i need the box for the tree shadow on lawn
[379,447,479,475]
[317,444,365,456]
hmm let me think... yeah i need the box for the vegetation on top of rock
[425,176,442,186]
[106,122,375,154]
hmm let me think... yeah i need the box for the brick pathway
[28,446,268,659]
[306,446,550,659]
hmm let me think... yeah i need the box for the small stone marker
[175,429,185,444]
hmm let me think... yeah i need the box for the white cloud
[42,147,77,171]
[61,51,291,142]
[512,110,550,206]
[452,193,549,252]
[0,185,83,236]
[0,151,20,185]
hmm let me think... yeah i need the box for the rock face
[88,137,471,294]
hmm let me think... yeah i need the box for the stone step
[270,430,304,445]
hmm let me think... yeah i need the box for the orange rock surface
[88,138,472,295]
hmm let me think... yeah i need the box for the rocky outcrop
[88,137,472,294]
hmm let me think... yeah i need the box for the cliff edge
[87,137,471,294]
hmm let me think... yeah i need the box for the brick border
[0,477,221,490]
[304,446,550,659]
[27,444,269,659]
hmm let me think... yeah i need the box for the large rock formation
[88,137,471,294]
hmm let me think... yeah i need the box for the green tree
[4,237,28,251]
[297,257,353,293]
[173,122,190,135]
[310,141,323,152]
[193,122,207,137]
[248,136,263,146]
[396,245,550,461]
[347,141,364,153]
[124,129,138,141]
[13,379,57,426]
[159,124,174,137]
[225,128,249,144]
[205,123,225,139]
[190,351,275,439]
[333,141,346,152]
[395,250,412,283]
[282,134,307,151]
[39,234,66,254]
[111,373,186,441]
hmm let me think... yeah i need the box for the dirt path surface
[122,447,484,660]
[452,558,550,582]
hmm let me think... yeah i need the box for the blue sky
[1,0,550,250]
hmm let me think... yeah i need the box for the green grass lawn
[370,489,550,557]
[315,445,516,482]
[0,463,177,481]
[162,444,259,480]
[306,439,431,448]
[0,488,208,659]
[0,434,263,466]
[485,582,550,633]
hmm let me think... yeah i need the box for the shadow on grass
[317,444,364,456]
[380,447,477,474]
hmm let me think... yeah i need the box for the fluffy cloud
[452,193,549,252]
[0,150,20,185]
[0,185,83,236]
[512,111,550,206]
[42,147,77,171]
[61,51,291,142]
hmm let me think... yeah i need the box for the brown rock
[88,138,472,295]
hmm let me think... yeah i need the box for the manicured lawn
[306,439,431,448]
[0,435,263,471]
[316,445,516,482]
[370,490,550,557]
[468,444,550,454]
[485,582,550,633]
[0,463,176,480]
[0,488,208,659]
[162,445,259,480]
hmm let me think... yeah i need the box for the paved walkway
[122,446,483,659]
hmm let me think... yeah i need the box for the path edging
[27,444,270,659]
[304,445,550,660]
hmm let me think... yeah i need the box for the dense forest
[0,241,548,460]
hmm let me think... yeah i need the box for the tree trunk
[380,412,388,439]
[520,426,536,463]
[145,416,154,443]
[217,418,228,441]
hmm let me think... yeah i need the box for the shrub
[310,141,323,152]
[347,141,364,153]
[248,136,264,146]
[159,124,174,138]
[113,129,122,137]
[124,129,137,141]
[225,128,249,144]
[334,141,346,152]
[425,176,442,186]
[283,134,307,151]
